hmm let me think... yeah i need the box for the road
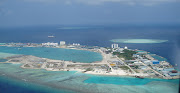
[116,57,136,74]
[137,59,166,78]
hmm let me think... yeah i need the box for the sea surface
[0,25,180,93]
[0,46,102,63]
[0,63,179,93]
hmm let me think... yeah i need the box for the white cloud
[22,0,179,6]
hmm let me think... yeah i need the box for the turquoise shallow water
[149,54,168,61]
[0,59,7,62]
[0,46,179,93]
[0,46,102,63]
[0,75,75,93]
[0,63,78,93]
[0,63,179,93]
[84,75,179,85]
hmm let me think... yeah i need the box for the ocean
[0,46,102,63]
[0,25,179,65]
[0,25,179,93]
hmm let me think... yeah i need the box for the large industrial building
[111,44,119,48]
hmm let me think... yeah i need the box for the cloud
[22,0,179,6]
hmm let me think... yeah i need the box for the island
[0,42,179,79]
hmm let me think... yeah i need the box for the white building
[111,44,119,48]
[73,43,80,46]
[124,46,128,49]
[60,41,66,46]
[42,42,58,46]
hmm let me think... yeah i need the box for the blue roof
[152,60,160,64]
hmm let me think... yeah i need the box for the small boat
[48,35,55,38]
[22,79,27,81]
[18,48,21,50]
[175,64,178,66]
[135,75,144,79]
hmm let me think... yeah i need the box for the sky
[0,0,180,27]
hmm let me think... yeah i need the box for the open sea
[0,25,179,93]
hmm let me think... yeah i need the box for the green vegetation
[86,68,93,71]
[119,66,130,70]
[134,70,139,73]
[113,49,137,60]
[24,64,30,67]
[105,47,111,49]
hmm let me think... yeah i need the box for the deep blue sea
[0,25,180,64]
[0,25,180,93]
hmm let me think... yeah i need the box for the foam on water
[110,39,168,43]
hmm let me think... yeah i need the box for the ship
[134,75,144,79]
[48,35,55,38]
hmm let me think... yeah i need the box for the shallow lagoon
[0,52,17,58]
[0,47,179,93]
[0,46,102,63]
[0,59,7,62]
[149,54,168,61]
[84,75,179,85]
[0,63,179,93]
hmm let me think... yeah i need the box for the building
[152,60,160,64]
[168,73,180,76]
[139,66,148,70]
[73,43,80,46]
[42,42,58,46]
[163,68,175,71]
[60,41,66,46]
[143,60,152,65]
[124,46,128,49]
[111,44,119,48]
[134,61,143,65]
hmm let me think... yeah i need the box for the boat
[22,79,27,81]
[48,35,55,38]
[135,75,144,79]
[18,48,22,50]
